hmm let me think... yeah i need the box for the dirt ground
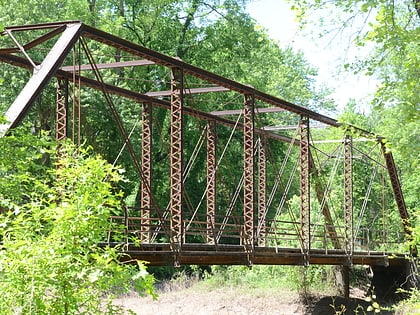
[114,286,420,315]
[115,286,309,315]
[113,282,382,315]
[112,272,417,315]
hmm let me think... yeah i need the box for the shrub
[0,136,156,314]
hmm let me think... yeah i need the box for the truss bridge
[0,21,415,286]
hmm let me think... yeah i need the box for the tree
[287,0,419,241]
[0,130,156,314]
[288,0,419,111]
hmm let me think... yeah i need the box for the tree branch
[176,0,201,58]
[414,0,420,19]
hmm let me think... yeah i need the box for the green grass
[194,265,337,294]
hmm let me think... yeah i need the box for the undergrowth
[151,265,338,295]
[394,288,420,315]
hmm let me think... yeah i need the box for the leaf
[88,269,102,283]
[360,3,370,12]
[372,301,380,309]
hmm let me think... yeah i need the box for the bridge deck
[109,243,407,267]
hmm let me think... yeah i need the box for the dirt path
[115,286,310,315]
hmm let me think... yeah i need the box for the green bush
[0,135,156,314]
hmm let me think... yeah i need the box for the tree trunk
[335,266,350,298]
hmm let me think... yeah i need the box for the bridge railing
[106,211,406,255]
[107,214,171,244]
[182,213,244,245]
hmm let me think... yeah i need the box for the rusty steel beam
[25,25,68,51]
[4,28,38,68]
[257,135,267,247]
[210,107,285,116]
[58,68,295,144]
[243,94,255,252]
[2,21,81,33]
[344,135,353,258]
[81,24,340,127]
[60,59,156,71]
[206,121,217,245]
[0,22,83,135]
[170,67,184,255]
[0,53,297,145]
[381,144,411,237]
[55,78,68,141]
[264,124,327,131]
[146,86,230,97]
[312,138,376,144]
[263,125,299,131]
[116,243,404,267]
[140,102,153,243]
[0,25,67,54]
[2,22,383,136]
[66,63,298,144]
[300,116,310,261]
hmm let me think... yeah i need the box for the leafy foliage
[288,0,419,241]
[0,132,156,314]
[287,0,419,305]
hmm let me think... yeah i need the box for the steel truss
[55,78,68,141]
[141,102,153,243]
[206,121,217,244]
[299,116,310,262]
[243,94,255,252]
[170,67,184,264]
[0,21,413,268]
[257,135,267,247]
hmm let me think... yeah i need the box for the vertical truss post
[243,93,255,257]
[344,135,353,261]
[300,116,310,263]
[206,121,217,245]
[170,67,184,260]
[257,135,267,247]
[140,102,153,243]
[55,78,68,141]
